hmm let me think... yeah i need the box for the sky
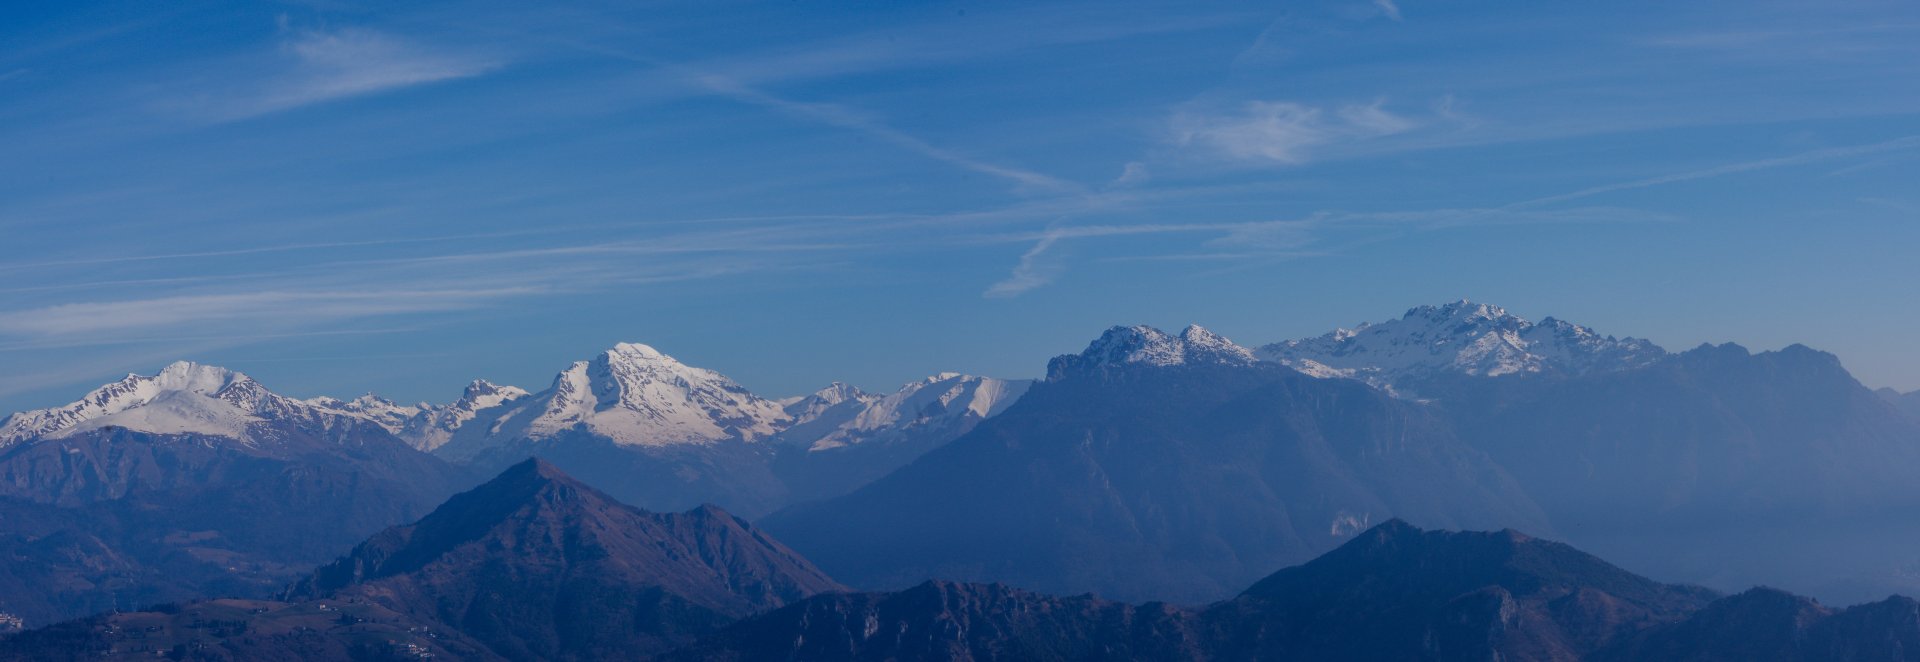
[2,0,1918,412]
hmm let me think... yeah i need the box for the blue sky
[3,0,1918,411]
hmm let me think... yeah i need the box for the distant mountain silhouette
[679,520,1920,662]
[1207,520,1715,660]
[287,458,845,659]
[9,516,1919,660]
[1879,386,1920,421]
[1426,342,1920,602]
[1599,587,1920,661]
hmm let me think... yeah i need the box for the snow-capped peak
[373,379,531,452]
[461,379,527,404]
[0,361,288,445]
[1257,299,1667,390]
[778,382,875,422]
[1059,323,1256,375]
[440,342,792,453]
[778,373,1034,452]
[607,341,672,362]
[0,357,539,452]
[1177,324,1256,363]
[306,393,423,432]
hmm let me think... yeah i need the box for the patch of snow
[51,389,259,441]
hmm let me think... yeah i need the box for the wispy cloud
[1171,99,1418,165]
[1373,0,1404,22]
[1510,135,1920,208]
[0,328,421,353]
[983,232,1066,298]
[976,205,1676,297]
[551,37,1081,194]
[182,26,498,121]
[1644,23,1920,51]
[0,219,857,361]
[0,231,542,273]
[0,289,539,338]
[690,74,1078,193]
[686,9,1253,90]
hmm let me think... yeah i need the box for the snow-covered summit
[1257,300,1667,390]
[779,382,875,421]
[307,393,423,432]
[388,380,530,451]
[0,359,534,451]
[440,342,792,455]
[1051,324,1256,379]
[0,361,313,445]
[781,373,1032,452]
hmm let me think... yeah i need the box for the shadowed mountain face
[287,458,846,660]
[679,521,1920,662]
[763,326,1549,604]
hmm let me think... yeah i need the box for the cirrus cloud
[1171,99,1417,165]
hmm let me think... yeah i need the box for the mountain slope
[762,325,1548,603]
[288,457,845,659]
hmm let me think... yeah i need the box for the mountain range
[1257,301,1667,396]
[0,345,1023,625]
[0,362,474,625]
[3,300,1919,630]
[7,461,1918,661]
[762,324,1551,603]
